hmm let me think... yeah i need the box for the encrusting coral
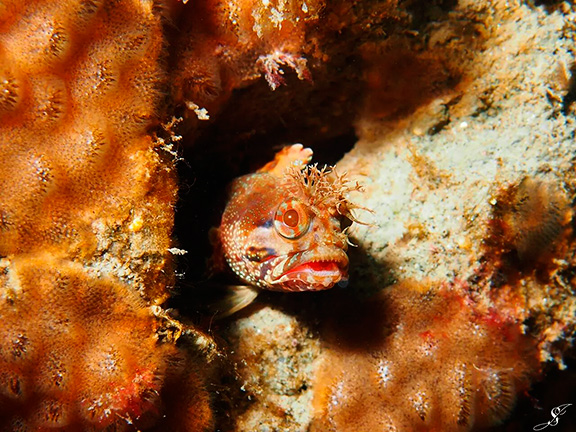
[0,255,174,429]
[0,1,213,430]
[478,176,575,366]
[312,281,540,432]
[3,0,576,431]
[484,177,573,273]
[169,0,401,127]
[0,0,173,303]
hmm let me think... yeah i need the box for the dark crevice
[562,63,576,115]
[171,120,358,317]
[400,0,459,30]
[529,0,568,13]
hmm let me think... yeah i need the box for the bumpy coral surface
[312,281,539,431]
[0,1,212,430]
[0,0,174,303]
[484,177,573,272]
[0,255,174,430]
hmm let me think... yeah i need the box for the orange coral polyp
[79,368,160,427]
[313,280,539,431]
[0,1,213,430]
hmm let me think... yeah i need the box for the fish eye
[274,199,311,239]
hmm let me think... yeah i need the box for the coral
[0,255,174,430]
[312,280,540,432]
[0,1,213,430]
[169,0,401,127]
[485,177,573,273]
[148,348,216,432]
[0,0,174,303]
[475,176,576,366]
[171,0,324,116]
[337,0,576,357]
[0,254,215,431]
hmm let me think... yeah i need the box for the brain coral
[0,0,212,430]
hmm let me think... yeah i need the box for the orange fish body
[217,144,357,292]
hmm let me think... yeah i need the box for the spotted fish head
[220,165,361,292]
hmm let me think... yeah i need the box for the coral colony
[0,1,210,430]
[312,281,539,431]
[1,1,575,431]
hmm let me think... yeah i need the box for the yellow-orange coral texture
[312,281,540,432]
[0,0,211,430]
[1,0,575,432]
[171,0,324,114]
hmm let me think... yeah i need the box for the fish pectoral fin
[213,285,260,319]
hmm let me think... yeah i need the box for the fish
[213,143,362,298]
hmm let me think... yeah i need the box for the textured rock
[223,305,320,432]
[219,1,576,431]
[339,0,576,365]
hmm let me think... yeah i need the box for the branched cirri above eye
[274,199,311,239]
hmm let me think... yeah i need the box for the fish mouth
[264,250,349,292]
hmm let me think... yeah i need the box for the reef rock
[221,1,576,431]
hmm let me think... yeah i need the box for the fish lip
[278,251,348,276]
[281,260,347,278]
[266,249,349,291]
